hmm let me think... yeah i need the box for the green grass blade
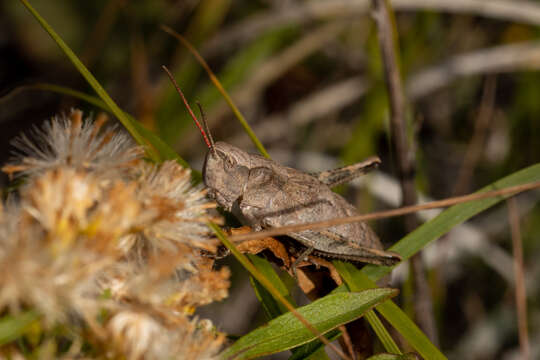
[208,224,293,313]
[210,224,353,360]
[19,0,159,162]
[367,354,418,360]
[335,262,446,360]
[330,164,540,359]
[288,330,340,360]
[247,256,335,360]
[247,254,294,318]
[335,262,401,355]
[0,310,40,346]
[220,289,398,360]
[289,285,355,359]
[362,162,540,281]
[365,311,401,354]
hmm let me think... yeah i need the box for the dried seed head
[119,160,221,257]
[21,167,141,249]
[3,109,143,179]
[107,310,225,360]
[0,109,229,357]
[0,199,118,324]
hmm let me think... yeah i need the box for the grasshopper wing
[237,164,400,266]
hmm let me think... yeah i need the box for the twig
[226,181,540,242]
[202,0,540,57]
[453,76,497,195]
[339,325,357,360]
[370,0,437,345]
[507,198,530,360]
[371,0,410,199]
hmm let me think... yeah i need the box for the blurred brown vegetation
[2,0,540,358]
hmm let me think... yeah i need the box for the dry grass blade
[507,198,530,360]
[227,181,540,243]
[407,41,540,99]
[371,0,437,344]
[202,0,540,57]
[453,76,497,195]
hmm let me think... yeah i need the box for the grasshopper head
[203,142,250,211]
[160,68,250,211]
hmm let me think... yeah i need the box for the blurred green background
[2,1,540,358]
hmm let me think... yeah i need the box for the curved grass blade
[247,254,294,318]
[362,162,540,281]
[288,329,340,360]
[247,257,336,360]
[209,224,350,360]
[158,27,286,147]
[335,165,540,358]
[334,262,445,360]
[247,254,341,360]
[18,0,159,162]
[334,263,400,354]
[367,354,418,360]
[220,289,398,360]
[246,257,338,359]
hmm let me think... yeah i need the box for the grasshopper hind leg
[311,248,402,267]
[286,230,402,267]
[290,246,315,278]
[312,156,381,188]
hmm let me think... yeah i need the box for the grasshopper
[164,68,401,267]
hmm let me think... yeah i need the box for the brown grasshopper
[164,68,401,268]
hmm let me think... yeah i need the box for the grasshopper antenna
[196,101,215,152]
[161,65,214,151]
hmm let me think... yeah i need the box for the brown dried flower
[107,310,225,360]
[2,110,142,179]
[0,111,229,359]
[0,198,117,325]
[119,160,222,257]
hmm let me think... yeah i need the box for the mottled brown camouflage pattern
[203,142,400,266]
